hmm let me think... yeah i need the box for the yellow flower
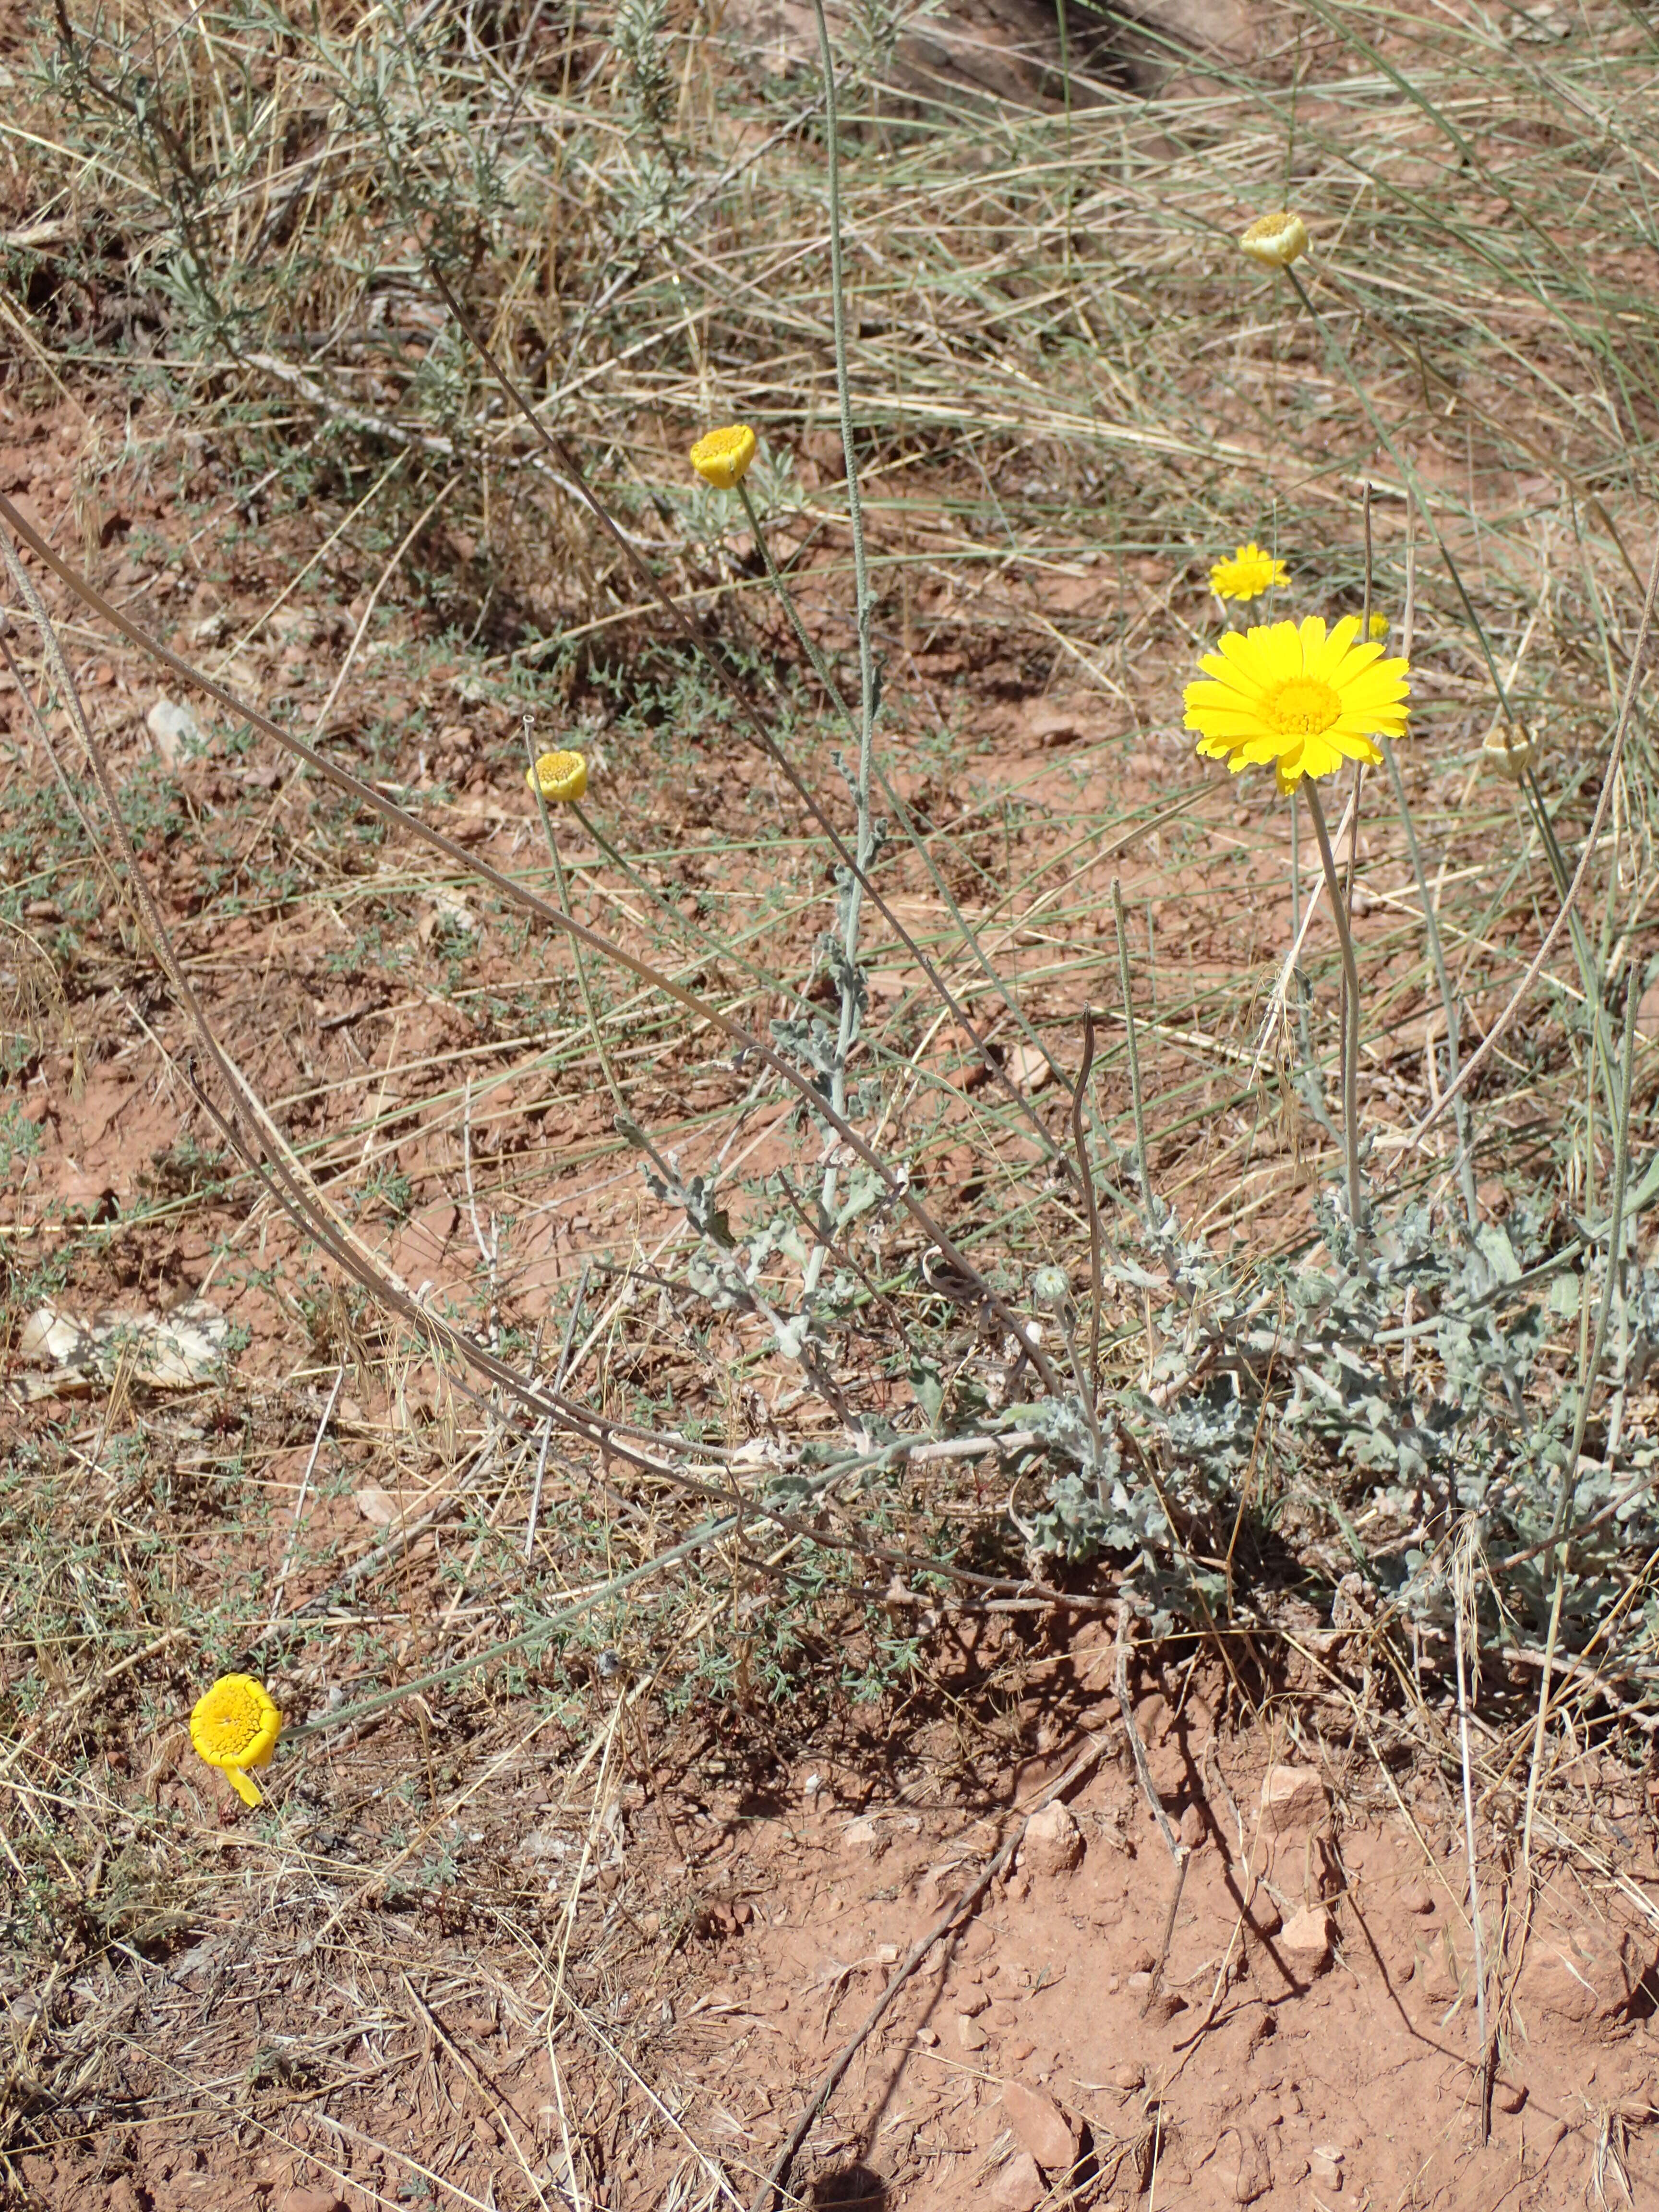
[526,749,588,803]
[1240,211,1310,270]
[190,1673,282,1808]
[689,424,757,491]
[1210,542,1289,602]
[1184,615,1411,794]
[1368,612,1391,641]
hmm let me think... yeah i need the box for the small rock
[1126,1971,1155,1995]
[1002,2081,1076,2171]
[1219,2128,1273,2204]
[962,1921,997,1960]
[1280,1907,1335,1971]
[1006,2037,1037,2064]
[958,2013,989,2051]
[1259,1765,1329,1834]
[915,2027,939,2047]
[1495,2082,1527,2115]
[1006,1042,1054,1093]
[1022,1801,1084,1875]
[1516,1922,1647,2027]
[842,1817,879,1849]
[274,2192,347,2212]
[992,2151,1046,2212]
[145,696,203,765]
[1309,2145,1344,2189]
[955,1986,990,2016]
[1111,2061,1145,2091]
[1402,1883,1435,1914]
[989,2000,1020,2027]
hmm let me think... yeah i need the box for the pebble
[1001,2081,1076,2171]
[1309,2146,1344,2188]
[1280,1907,1335,1970]
[958,2014,989,2051]
[1022,1802,1084,1875]
[991,2150,1045,2211]
[1258,1765,1329,1834]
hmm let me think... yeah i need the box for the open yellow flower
[190,1673,282,1808]
[1241,211,1310,269]
[1184,615,1410,793]
[526,749,588,803]
[689,424,757,491]
[1210,542,1289,602]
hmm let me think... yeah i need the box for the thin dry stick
[749,1733,1105,2212]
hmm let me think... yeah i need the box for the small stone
[1309,2146,1344,2189]
[958,2013,989,2051]
[274,2192,347,2212]
[1259,1766,1329,1834]
[1126,1971,1155,1994]
[145,696,203,764]
[1280,1907,1335,1971]
[1111,2061,1145,2091]
[1516,1921,1646,2025]
[1219,2128,1273,2204]
[1002,2081,1076,2171]
[1402,1883,1435,1914]
[953,1984,989,2016]
[915,2027,939,2048]
[1495,2082,1527,2115]
[989,2001,1020,2027]
[1006,2037,1037,2064]
[992,2151,1045,2211]
[842,1817,879,1849]
[963,1921,997,1960]
[1022,1801,1084,1875]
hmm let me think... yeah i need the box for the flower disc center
[202,1685,262,1757]
[1266,676,1341,738]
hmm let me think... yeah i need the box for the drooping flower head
[1210,542,1289,602]
[526,749,589,804]
[1184,615,1410,794]
[689,424,757,491]
[190,1673,282,1808]
[1482,723,1538,782]
[1241,211,1310,270]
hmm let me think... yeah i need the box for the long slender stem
[1452,1540,1491,2140]
[1301,780,1365,1236]
[526,732,624,1115]
[1112,879,1154,1222]
[803,0,879,1300]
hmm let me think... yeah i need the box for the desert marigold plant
[1184,614,1411,793]
[689,423,757,491]
[190,1673,282,1807]
[1240,210,1310,269]
[1210,541,1289,602]
[527,748,589,803]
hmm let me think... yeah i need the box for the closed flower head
[1368,612,1391,641]
[527,749,589,804]
[689,424,757,491]
[1241,211,1310,269]
[190,1673,281,1808]
[1482,722,1538,782]
[1184,615,1410,793]
[1210,542,1289,602]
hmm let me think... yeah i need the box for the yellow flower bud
[689,424,757,491]
[1240,212,1310,270]
[190,1673,282,1808]
[527,749,589,804]
[1482,724,1538,782]
[1368,612,1391,641]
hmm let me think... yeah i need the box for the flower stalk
[1301,778,1366,1235]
